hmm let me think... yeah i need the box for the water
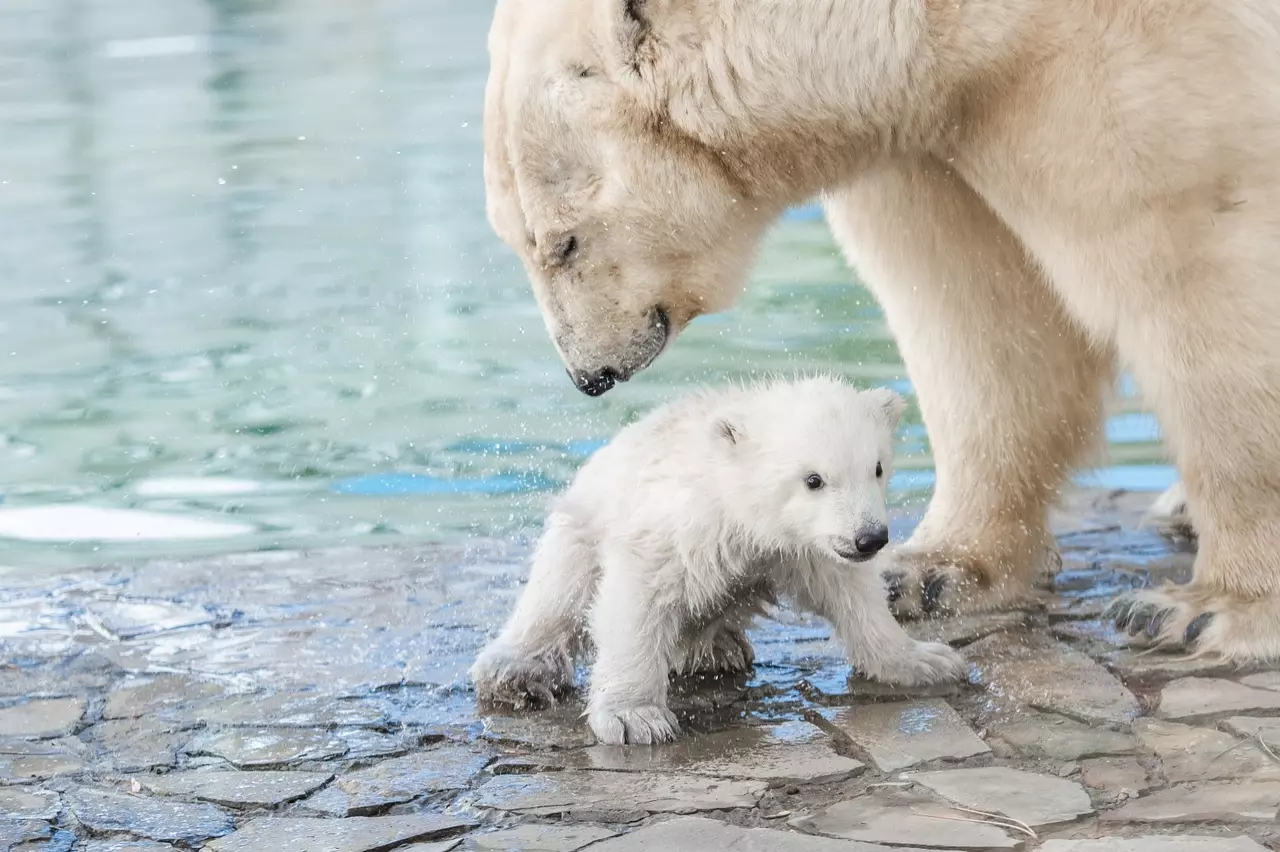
[0,0,1171,572]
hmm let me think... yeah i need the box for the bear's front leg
[782,556,969,686]
[585,555,684,745]
[824,158,1114,618]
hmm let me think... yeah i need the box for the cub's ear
[866,388,907,432]
[715,418,741,446]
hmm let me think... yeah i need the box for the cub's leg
[585,549,692,745]
[825,157,1113,617]
[780,557,968,686]
[470,511,594,708]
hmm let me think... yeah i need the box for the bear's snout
[833,524,889,562]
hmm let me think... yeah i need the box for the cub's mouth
[566,306,670,397]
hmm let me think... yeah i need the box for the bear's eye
[551,234,579,266]
[876,462,883,478]
[804,473,825,491]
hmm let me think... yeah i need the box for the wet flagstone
[5,491,1280,849]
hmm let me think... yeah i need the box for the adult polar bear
[482,0,1280,661]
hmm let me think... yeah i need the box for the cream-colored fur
[469,377,967,745]
[483,0,1280,662]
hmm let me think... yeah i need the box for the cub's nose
[855,524,889,555]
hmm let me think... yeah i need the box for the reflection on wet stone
[824,699,990,772]
[89,717,196,773]
[1155,676,1280,723]
[790,791,1020,849]
[908,766,1095,828]
[140,770,333,809]
[103,675,227,720]
[986,712,1136,761]
[558,721,864,785]
[471,771,766,816]
[67,788,235,844]
[186,727,349,768]
[1100,781,1280,823]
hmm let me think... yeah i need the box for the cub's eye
[875,462,884,478]
[804,473,825,491]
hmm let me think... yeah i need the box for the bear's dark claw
[922,573,948,614]
[884,572,905,604]
[1127,605,1153,636]
[1111,600,1136,631]
[1146,607,1172,639]
[1184,612,1214,646]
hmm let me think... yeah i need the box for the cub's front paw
[587,703,680,745]
[470,645,573,710]
[880,641,969,687]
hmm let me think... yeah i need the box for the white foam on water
[103,35,207,59]
[0,506,254,542]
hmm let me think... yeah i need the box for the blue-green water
[0,0,1172,571]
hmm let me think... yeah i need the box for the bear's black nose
[855,525,889,555]
[569,367,618,397]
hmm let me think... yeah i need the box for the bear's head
[484,0,934,395]
[716,378,906,563]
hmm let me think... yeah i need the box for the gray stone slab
[67,788,235,844]
[1157,677,1280,723]
[185,692,389,728]
[1239,671,1280,691]
[0,822,51,849]
[0,786,59,820]
[303,746,491,816]
[400,842,464,852]
[987,713,1135,761]
[1132,719,1280,783]
[0,737,87,781]
[1040,838,1267,852]
[905,611,1034,647]
[471,771,766,816]
[1100,781,1280,823]
[1078,757,1150,796]
[965,632,1139,727]
[464,825,618,851]
[86,598,216,639]
[1101,650,1243,682]
[205,814,477,852]
[90,717,195,772]
[909,767,1094,828]
[560,721,864,785]
[826,700,990,773]
[1221,715,1280,740]
[142,770,333,808]
[478,709,595,750]
[0,697,85,738]
[75,842,178,852]
[187,727,349,768]
[791,794,1019,849]
[103,675,227,720]
[589,816,927,851]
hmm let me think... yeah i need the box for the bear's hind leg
[470,512,594,709]
[1089,225,1280,662]
[824,157,1114,618]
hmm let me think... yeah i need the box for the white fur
[470,377,967,744]
[484,0,1280,660]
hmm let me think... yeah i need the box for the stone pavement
[2,489,1279,850]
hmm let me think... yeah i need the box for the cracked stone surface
[67,788,235,844]
[5,490,1280,849]
[472,771,767,816]
[304,746,491,816]
[588,815,909,851]
[559,721,864,784]
[790,791,1020,849]
[1132,719,1280,783]
[966,632,1140,727]
[825,699,990,772]
[463,825,618,851]
[0,697,85,739]
[141,770,334,808]
[205,814,477,852]
[1100,781,1280,823]
[1040,839,1268,851]
[987,712,1135,761]
[1157,677,1280,723]
[909,766,1095,828]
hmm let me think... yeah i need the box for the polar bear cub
[470,376,968,744]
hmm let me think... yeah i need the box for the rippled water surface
[0,0,1172,571]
